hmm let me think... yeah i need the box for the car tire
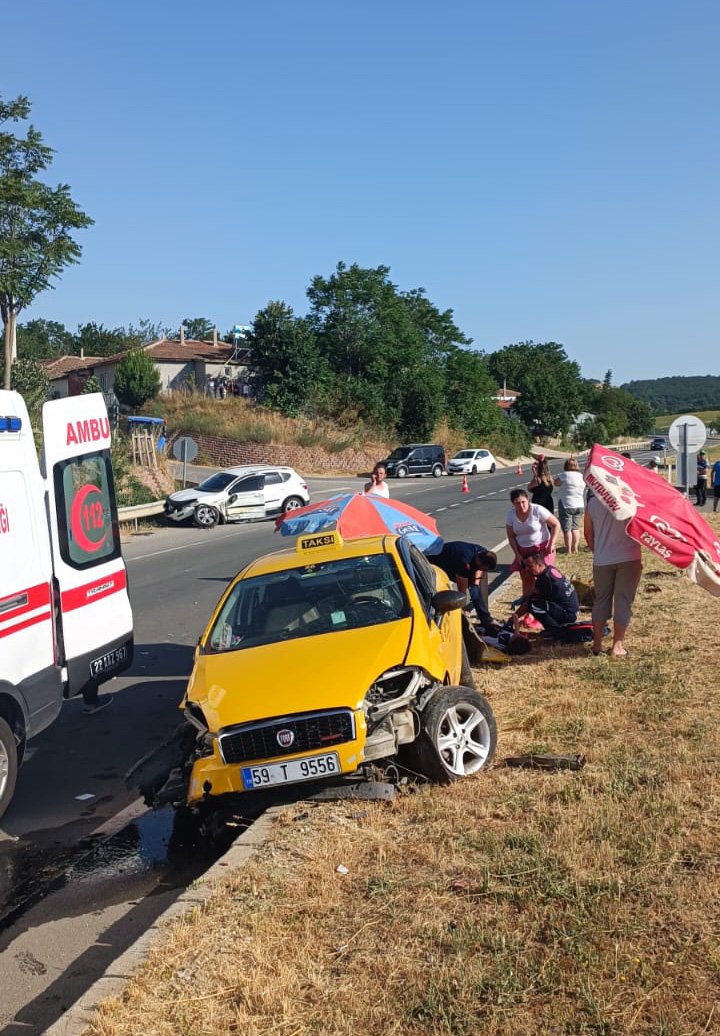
[0,716,19,822]
[193,504,220,529]
[471,465,478,475]
[411,686,496,784]
[282,496,305,514]
[489,463,496,474]
[396,466,408,479]
[432,464,443,478]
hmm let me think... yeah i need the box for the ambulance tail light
[0,416,22,432]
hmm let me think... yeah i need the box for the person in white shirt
[364,464,390,498]
[553,456,586,554]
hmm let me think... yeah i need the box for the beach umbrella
[275,493,443,553]
[584,445,720,596]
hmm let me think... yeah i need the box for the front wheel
[412,687,496,784]
[471,465,478,475]
[396,466,408,479]
[193,504,220,529]
[489,463,496,474]
[432,464,444,478]
[0,717,19,821]
[282,496,305,513]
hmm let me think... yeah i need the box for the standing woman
[554,457,585,554]
[506,488,561,595]
[527,455,555,513]
[584,495,642,657]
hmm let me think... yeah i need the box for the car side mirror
[431,589,467,614]
[228,494,237,504]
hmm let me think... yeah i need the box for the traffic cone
[461,474,470,494]
[516,459,523,476]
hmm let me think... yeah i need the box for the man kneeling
[513,553,579,632]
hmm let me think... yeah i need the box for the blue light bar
[0,416,22,432]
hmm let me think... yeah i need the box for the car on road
[133,530,496,810]
[164,465,309,528]
[650,436,669,451]
[447,448,497,475]
[381,444,446,478]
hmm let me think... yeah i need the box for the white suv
[165,465,310,528]
[447,449,497,475]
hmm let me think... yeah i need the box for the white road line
[436,506,447,512]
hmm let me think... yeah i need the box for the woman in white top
[364,464,390,498]
[506,488,561,594]
[553,456,586,554]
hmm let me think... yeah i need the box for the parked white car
[165,465,310,528]
[447,449,497,475]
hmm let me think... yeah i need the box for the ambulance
[0,390,134,819]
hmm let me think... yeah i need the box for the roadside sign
[668,415,706,453]
[172,436,198,463]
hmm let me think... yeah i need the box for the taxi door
[397,539,463,683]
[41,394,134,697]
[225,474,267,521]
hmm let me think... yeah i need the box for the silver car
[165,465,310,529]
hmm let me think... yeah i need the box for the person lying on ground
[426,541,499,631]
[512,553,579,632]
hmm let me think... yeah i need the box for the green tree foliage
[444,349,504,441]
[621,375,720,415]
[182,316,214,340]
[9,357,49,426]
[249,301,329,416]
[124,318,173,345]
[82,375,102,395]
[74,322,127,357]
[593,385,653,439]
[17,318,73,359]
[486,341,584,437]
[113,347,161,409]
[0,94,93,388]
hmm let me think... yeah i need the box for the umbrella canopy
[584,445,720,596]
[275,493,443,553]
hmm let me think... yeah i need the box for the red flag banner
[584,445,720,597]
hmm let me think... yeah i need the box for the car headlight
[365,667,425,705]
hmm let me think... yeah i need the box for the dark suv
[381,444,446,479]
[650,436,668,451]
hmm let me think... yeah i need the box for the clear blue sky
[4,0,719,383]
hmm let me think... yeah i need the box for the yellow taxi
[157,530,496,808]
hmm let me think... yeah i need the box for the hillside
[621,374,720,415]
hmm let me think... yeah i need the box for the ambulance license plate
[89,646,128,678]
[241,752,340,790]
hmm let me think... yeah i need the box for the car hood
[168,487,219,504]
[187,618,413,731]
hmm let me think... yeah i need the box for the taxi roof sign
[296,529,343,553]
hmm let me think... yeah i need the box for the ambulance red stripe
[0,582,52,621]
[60,568,128,612]
[0,610,53,639]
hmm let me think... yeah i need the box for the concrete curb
[45,806,285,1036]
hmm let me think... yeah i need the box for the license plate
[89,645,128,678]
[241,752,340,790]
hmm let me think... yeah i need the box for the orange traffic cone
[516,459,523,476]
[461,474,470,494]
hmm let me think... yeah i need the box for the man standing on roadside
[712,455,720,513]
[695,450,709,507]
[364,463,390,497]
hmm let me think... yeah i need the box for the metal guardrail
[117,500,165,529]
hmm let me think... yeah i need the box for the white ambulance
[0,390,134,820]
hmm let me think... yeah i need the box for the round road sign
[668,415,707,453]
[70,484,108,554]
[172,436,199,462]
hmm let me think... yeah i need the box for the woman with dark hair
[506,488,561,595]
[527,454,555,513]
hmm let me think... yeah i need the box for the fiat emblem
[276,728,295,748]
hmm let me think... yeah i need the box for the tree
[182,316,214,340]
[486,341,584,437]
[82,375,102,395]
[17,318,73,359]
[443,348,503,441]
[113,348,161,409]
[249,301,329,416]
[0,94,93,388]
[9,358,49,426]
[73,322,126,357]
[124,318,173,345]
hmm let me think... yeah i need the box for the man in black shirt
[513,553,579,631]
[426,541,498,631]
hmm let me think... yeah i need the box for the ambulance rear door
[42,394,134,697]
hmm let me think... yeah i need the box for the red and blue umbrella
[275,493,443,553]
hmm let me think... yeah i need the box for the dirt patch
[89,520,720,1036]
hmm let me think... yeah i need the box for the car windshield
[205,553,410,654]
[387,447,412,460]
[197,472,238,492]
[453,451,475,459]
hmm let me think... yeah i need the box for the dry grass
[90,518,720,1036]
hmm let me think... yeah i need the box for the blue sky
[3,0,718,383]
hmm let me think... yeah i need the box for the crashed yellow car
[135,530,496,809]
